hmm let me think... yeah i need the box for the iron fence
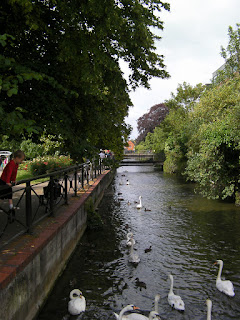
[0,160,106,250]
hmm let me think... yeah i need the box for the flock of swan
[67,176,235,319]
[124,229,234,319]
[67,259,232,319]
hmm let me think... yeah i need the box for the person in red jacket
[0,150,25,210]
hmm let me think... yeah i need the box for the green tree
[135,82,205,173]
[0,0,170,160]
[162,82,206,173]
[144,126,166,153]
[135,141,147,153]
[19,139,44,159]
[213,23,240,84]
[185,77,240,201]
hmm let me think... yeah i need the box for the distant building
[212,59,239,81]
[212,62,226,81]
[125,141,135,152]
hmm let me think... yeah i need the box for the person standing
[99,149,106,159]
[0,150,25,211]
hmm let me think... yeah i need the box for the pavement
[0,173,96,249]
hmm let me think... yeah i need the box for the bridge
[121,152,164,167]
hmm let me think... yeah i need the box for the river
[37,165,240,320]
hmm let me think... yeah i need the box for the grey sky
[124,0,240,139]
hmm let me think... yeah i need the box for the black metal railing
[0,160,106,250]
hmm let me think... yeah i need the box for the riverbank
[0,170,114,320]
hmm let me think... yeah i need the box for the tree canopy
[137,77,240,202]
[135,24,240,203]
[0,0,170,160]
[136,102,168,144]
[213,23,240,84]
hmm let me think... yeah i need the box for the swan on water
[126,232,135,247]
[114,306,160,320]
[154,294,161,314]
[136,196,142,209]
[214,259,235,297]
[206,299,212,320]
[129,238,140,264]
[68,289,86,315]
[114,304,138,319]
[168,274,185,311]
[126,180,130,185]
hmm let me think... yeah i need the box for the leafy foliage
[19,139,44,159]
[185,77,240,200]
[135,24,240,203]
[136,103,169,143]
[137,83,205,173]
[213,23,240,84]
[0,0,170,160]
[137,76,240,201]
[29,155,73,176]
[161,83,206,173]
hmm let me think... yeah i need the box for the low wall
[0,170,114,320]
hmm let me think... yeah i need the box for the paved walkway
[0,174,97,250]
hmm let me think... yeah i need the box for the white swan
[214,259,235,297]
[136,196,142,209]
[125,312,160,320]
[114,306,160,320]
[126,180,130,185]
[129,238,140,264]
[126,232,135,247]
[168,274,185,311]
[68,289,86,315]
[154,294,161,313]
[206,299,212,320]
[114,305,138,319]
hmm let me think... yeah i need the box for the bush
[29,156,73,176]
[20,139,44,159]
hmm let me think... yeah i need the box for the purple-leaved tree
[136,103,169,144]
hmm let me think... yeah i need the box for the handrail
[0,159,106,250]
[16,163,85,184]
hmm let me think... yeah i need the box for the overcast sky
[124,0,240,139]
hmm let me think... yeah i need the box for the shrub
[29,155,73,176]
[20,139,44,159]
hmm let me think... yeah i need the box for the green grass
[17,170,33,181]
[17,170,49,183]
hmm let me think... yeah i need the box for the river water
[37,165,240,320]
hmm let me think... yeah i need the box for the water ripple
[38,166,240,320]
